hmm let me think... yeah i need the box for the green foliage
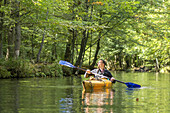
[61,66,73,76]
[160,66,170,73]
[38,62,63,77]
[98,0,169,71]
[0,58,64,78]
[0,66,11,78]
[0,0,169,75]
[0,59,34,78]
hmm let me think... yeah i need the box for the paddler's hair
[99,59,106,66]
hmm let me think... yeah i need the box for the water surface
[0,72,170,113]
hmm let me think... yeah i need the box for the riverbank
[0,59,169,79]
[0,59,64,78]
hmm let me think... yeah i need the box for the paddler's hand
[86,69,91,74]
[84,69,91,78]
[111,77,116,83]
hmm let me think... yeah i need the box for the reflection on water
[0,72,170,113]
[82,88,114,113]
[125,88,140,95]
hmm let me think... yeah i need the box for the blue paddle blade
[125,82,141,88]
[59,60,76,68]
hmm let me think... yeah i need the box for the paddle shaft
[115,80,125,84]
[76,67,108,78]
[76,67,86,72]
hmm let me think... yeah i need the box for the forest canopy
[0,0,169,78]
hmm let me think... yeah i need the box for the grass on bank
[0,58,63,79]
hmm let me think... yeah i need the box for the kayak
[82,77,113,90]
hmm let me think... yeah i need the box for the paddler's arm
[103,70,116,83]
[84,69,94,78]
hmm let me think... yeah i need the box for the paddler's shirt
[86,68,113,80]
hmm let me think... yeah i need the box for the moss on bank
[0,59,64,79]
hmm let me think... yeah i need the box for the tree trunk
[88,2,94,65]
[0,28,3,58]
[64,39,71,62]
[37,8,48,62]
[51,31,57,61]
[70,0,77,64]
[114,55,117,70]
[90,11,102,69]
[31,32,34,59]
[90,38,100,69]
[51,42,56,61]
[155,58,159,72]
[14,0,21,58]
[71,29,76,64]
[37,32,45,62]
[118,53,122,69]
[0,0,5,58]
[0,35,3,58]
[7,28,15,59]
[134,54,138,67]
[51,39,57,61]
[75,30,88,67]
[125,55,131,69]
[89,30,92,65]
[14,23,21,58]
[75,0,89,67]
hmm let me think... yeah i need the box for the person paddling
[84,59,115,83]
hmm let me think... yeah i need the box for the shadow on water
[125,88,140,95]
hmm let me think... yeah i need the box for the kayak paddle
[59,60,141,88]
[115,80,141,88]
[59,60,86,71]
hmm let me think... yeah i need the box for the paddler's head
[97,59,106,69]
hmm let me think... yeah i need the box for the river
[0,72,170,113]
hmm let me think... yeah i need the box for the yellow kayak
[82,77,113,90]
